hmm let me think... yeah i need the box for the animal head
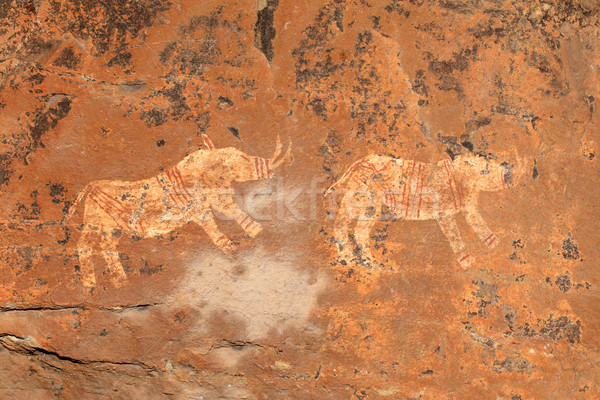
[453,153,520,192]
[202,134,292,183]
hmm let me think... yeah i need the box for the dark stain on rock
[468,279,501,317]
[227,126,240,139]
[218,96,234,108]
[465,116,491,133]
[47,182,68,203]
[437,134,462,159]
[11,190,41,220]
[555,272,571,292]
[333,6,344,32]
[492,356,534,374]
[426,46,478,94]
[46,0,172,55]
[140,260,163,275]
[254,0,279,62]
[539,315,582,343]
[0,153,14,187]
[106,51,133,71]
[318,129,344,183]
[561,233,580,260]
[412,69,429,97]
[52,46,81,69]
[29,96,73,155]
[532,158,539,179]
[506,309,582,344]
[141,109,168,127]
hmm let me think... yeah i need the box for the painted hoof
[246,222,263,238]
[82,274,96,289]
[222,240,238,254]
[110,272,128,288]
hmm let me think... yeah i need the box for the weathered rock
[0,0,599,398]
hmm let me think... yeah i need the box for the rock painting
[67,134,291,288]
[328,152,523,268]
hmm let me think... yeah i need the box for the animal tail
[65,185,91,221]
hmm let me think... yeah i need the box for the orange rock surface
[0,0,599,398]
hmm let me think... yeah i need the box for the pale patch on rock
[169,247,327,341]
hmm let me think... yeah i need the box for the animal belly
[133,199,191,237]
[379,163,427,220]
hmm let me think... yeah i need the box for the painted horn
[271,135,282,161]
[271,139,292,169]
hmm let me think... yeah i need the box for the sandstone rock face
[0,0,599,398]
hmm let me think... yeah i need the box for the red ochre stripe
[165,170,187,206]
[89,194,125,229]
[161,171,188,210]
[90,190,128,218]
[170,170,190,206]
[445,161,463,206]
[460,254,472,262]
[173,167,192,199]
[216,235,228,243]
[243,218,255,230]
[95,189,128,214]
[266,159,272,176]
[255,158,261,178]
[443,162,458,210]
[260,158,265,178]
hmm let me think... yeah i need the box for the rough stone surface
[0,0,599,398]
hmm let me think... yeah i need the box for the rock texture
[0,0,599,398]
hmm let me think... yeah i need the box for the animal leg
[193,211,236,253]
[354,218,378,266]
[464,209,498,248]
[77,225,97,289]
[333,192,354,260]
[100,232,127,287]
[437,215,474,268]
[213,197,262,238]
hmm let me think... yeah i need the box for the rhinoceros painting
[67,134,291,288]
[328,152,523,268]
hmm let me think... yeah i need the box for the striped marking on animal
[443,160,461,210]
[328,159,390,193]
[67,134,292,289]
[384,190,398,210]
[240,215,256,231]
[330,152,521,270]
[459,253,473,265]
[484,233,497,247]
[156,167,193,213]
[253,157,273,179]
[88,188,146,233]
[216,234,229,246]
[88,189,128,229]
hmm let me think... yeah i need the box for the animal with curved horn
[328,149,524,269]
[66,134,292,288]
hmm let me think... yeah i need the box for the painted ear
[202,134,215,150]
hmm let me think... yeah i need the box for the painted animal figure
[67,135,291,288]
[327,152,521,268]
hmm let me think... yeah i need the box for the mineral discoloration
[0,0,599,398]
